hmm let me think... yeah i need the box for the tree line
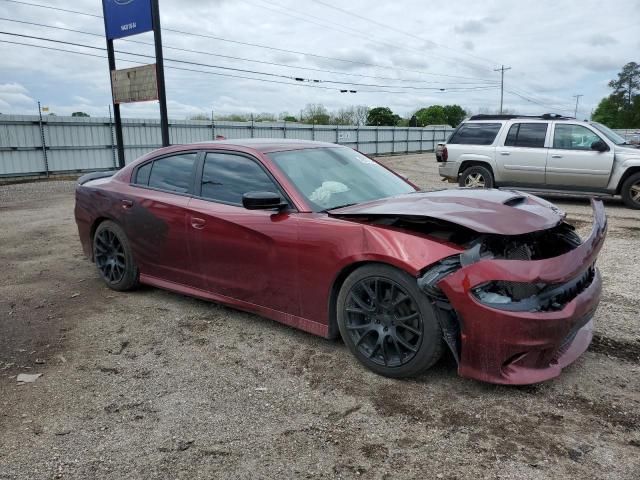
[191,103,468,128]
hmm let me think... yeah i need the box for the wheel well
[327,261,404,339]
[458,161,494,179]
[616,167,640,194]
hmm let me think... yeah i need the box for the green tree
[366,107,399,126]
[443,104,466,127]
[409,115,418,127]
[414,105,447,126]
[593,62,640,128]
[282,115,297,122]
[71,111,90,117]
[300,103,330,124]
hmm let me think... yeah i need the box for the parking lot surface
[1,153,639,479]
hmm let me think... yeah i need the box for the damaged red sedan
[75,139,607,385]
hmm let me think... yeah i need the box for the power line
[0,17,497,86]
[0,0,499,83]
[0,30,500,92]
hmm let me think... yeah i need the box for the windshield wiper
[322,202,359,212]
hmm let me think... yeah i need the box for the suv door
[125,152,200,286]
[496,122,549,185]
[186,151,300,316]
[546,123,615,189]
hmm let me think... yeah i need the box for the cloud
[586,33,617,46]
[454,16,502,35]
[0,83,35,111]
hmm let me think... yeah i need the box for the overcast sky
[0,0,638,120]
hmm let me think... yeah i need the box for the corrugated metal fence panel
[0,115,454,176]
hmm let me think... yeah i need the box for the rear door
[495,122,548,185]
[124,151,200,286]
[186,151,300,315]
[546,123,615,188]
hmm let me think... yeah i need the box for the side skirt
[139,273,329,338]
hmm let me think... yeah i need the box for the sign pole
[106,38,126,168]
[151,0,170,147]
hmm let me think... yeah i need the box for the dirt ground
[1,153,639,479]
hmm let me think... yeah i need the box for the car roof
[192,138,341,153]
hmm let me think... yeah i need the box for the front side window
[448,123,502,145]
[146,153,198,193]
[268,147,415,211]
[200,153,279,205]
[504,123,548,148]
[553,124,603,150]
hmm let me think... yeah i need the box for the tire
[621,172,640,209]
[337,264,444,378]
[93,220,139,291]
[459,165,494,188]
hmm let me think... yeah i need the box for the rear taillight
[442,146,448,162]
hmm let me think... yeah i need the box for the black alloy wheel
[345,277,422,367]
[93,220,139,291]
[337,264,444,378]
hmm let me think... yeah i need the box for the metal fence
[0,115,454,178]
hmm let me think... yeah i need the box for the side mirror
[242,191,287,210]
[591,140,608,152]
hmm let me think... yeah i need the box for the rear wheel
[459,165,494,188]
[621,172,640,209]
[337,264,444,378]
[93,220,139,291]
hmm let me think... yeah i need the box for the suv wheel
[459,165,494,188]
[621,172,640,209]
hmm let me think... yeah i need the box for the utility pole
[494,65,511,114]
[573,94,583,118]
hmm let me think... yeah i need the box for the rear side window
[200,153,279,205]
[147,153,197,193]
[135,162,152,185]
[448,123,501,145]
[504,123,548,148]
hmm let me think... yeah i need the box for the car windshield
[268,147,416,211]
[590,122,627,145]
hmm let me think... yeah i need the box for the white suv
[437,114,640,209]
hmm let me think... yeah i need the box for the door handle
[551,154,563,158]
[191,217,206,230]
[121,199,133,209]
[499,151,511,155]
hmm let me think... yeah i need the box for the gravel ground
[1,153,639,479]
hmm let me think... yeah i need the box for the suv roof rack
[468,113,574,121]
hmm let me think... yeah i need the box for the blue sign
[103,0,153,40]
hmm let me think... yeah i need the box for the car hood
[328,189,566,235]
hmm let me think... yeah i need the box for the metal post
[151,0,170,147]
[105,38,125,167]
[336,124,339,144]
[312,120,316,140]
[356,125,359,151]
[37,101,49,177]
[283,120,287,138]
[420,128,424,152]
[251,113,254,138]
[375,125,379,155]
[406,128,409,154]
[391,127,395,154]
[494,65,511,115]
[108,104,116,167]
[211,109,215,140]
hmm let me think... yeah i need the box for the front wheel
[621,172,640,209]
[93,220,139,291]
[459,165,494,188]
[337,264,444,378]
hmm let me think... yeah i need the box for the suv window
[553,124,603,150]
[448,123,502,145]
[145,153,197,193]
[200,153,280,205]
[504,123,547,148]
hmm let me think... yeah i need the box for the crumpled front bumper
[437,199,607,385]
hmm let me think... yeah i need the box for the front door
[546,123,615,189]
[186,152,300,316]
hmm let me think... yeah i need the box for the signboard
[111,64,158,104]
[103,0,153,40]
